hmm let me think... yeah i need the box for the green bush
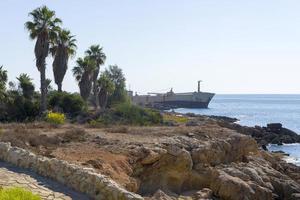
[96,102,162,125]
[48,91,86,117]
[46,111,66,125]
[2,91,40,122]
[0,187,41,200]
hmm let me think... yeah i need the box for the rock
[186,120,199,126]
[193,188,213,199]
[267,123,282,133]
[138,146,193,194]
[141,150,161,165]
[211,170,273,200]
[208,115,238,123]
[150,190,174,200]
[271,150,289,156]
[291,193,300,200]
[191,135,258,166]
[217,120,300,146]
[186,133,195,138]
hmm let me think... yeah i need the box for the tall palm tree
[72,57,95,101]
[50,29,77,92]
[85,45,106,109]
[25,6,62,113]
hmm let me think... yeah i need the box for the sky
[1,0,300,94]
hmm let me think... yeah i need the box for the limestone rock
[141,150,161,165]
[193,188,213,199]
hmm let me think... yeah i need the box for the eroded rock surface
[130,129,300,200]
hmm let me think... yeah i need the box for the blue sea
[174,94,300,166]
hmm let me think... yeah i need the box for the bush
[48,91,86,117]
[2,91,40,122]
[96,102,162,125]
[46,111,65,125]
[0,187,41,200]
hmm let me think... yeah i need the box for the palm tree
[85,45,106,109]
[16,74,35,99]
[72,57,95,101]
[98,73,115,109]
[50,29,77,92]
[25,6,62,113]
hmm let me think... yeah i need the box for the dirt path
[0,161,89,200]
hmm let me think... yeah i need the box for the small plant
[163,114,189,124]
[46,111,65,125]
[0,187,41,200]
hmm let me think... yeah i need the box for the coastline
[173,110,300,166]
[1,112,300,199]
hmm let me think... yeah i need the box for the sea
[174,94,300,166]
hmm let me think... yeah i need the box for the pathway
[0,161,89,200]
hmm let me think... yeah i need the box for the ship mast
[198,80,202,92]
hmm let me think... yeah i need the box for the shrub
[3,92,40,122]
[115,103,162,125]
[103,102,162,125]
[46,111,65,125]
[0,187,41,200]
[48,91,86,117]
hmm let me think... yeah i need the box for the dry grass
[58,128,87,143]
[105,126,129,133]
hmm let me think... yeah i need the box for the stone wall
[0,142,143,200]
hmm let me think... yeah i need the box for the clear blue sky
[1,0,300,94]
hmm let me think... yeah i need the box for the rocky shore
[207,115,300,146]
[0,114,300,199]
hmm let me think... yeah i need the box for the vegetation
[163,114,189,124]
[17,74,35,99]
[94,102,162,126]
[98,73,115,109]
[72,57,95,101]
[0,66,8,100]
[0,187,41,200]
[50,29,77,92]
[46,111,65,125]
[25,6,62,113]
[0,74,39,122]
[85,45,106,109]
[0,5,159,127]
[103,65,127,105]
[48,91,86,117]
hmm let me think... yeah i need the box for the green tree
[25,6,62,113]
[98,73,115,109]
[85,45,106,109]
[0,66,8,100]
[103,65,127,105]
[50,29,77,92]
[16,74,35,99]
[72,57,95,101]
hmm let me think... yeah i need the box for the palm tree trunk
[93,78,99,110]
[40,64,47,113]
[57,82,62,92]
